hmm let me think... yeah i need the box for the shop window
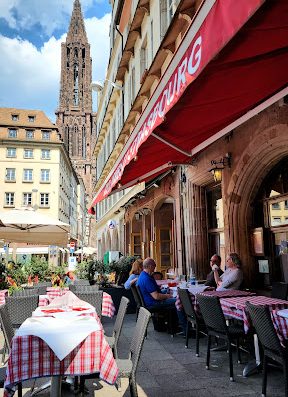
[131,233,141,256]
[206,185,225,261]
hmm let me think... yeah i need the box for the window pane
[269,200,288,227]
[26,130,34,139]
[207,187,224,229]
[5,168,15,181]
[7,148,16,157]
[8,129,17,138]
[5,193,14,206]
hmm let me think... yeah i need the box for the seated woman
[124,259,143,289]
[213,253,243,291]
[63,271,74,286]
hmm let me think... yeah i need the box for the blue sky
[0,0,111,121]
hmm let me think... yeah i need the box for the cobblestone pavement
[1,314,285,397]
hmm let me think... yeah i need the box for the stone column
[183,182,208,279]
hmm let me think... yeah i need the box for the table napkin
[188,285,210,294]
[16,315,101,360]
[33,306,95,319]
[46,290,93,310]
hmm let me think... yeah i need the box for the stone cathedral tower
[56,0,95,201]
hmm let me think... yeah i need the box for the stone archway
[225,120,288,285]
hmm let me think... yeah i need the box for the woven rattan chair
[37,285,49,295]
[115,307,151,397]
[105,296,129,359]
[75,291,103,318]
[130,283,141,320]
[0,304,15,364]
[0,305,22,396]
[78,307,151,396]
[74,285,99,293]
[135,284,176,335]
[178,288,206,354]
[6,294,39,328]
[247,302,288,397]
[74,279,90,286]
[271,282,288,300]
[12,288,38,297]
[0,306,23,393]
[197,294,244,381]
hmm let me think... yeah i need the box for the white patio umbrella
[74,247,97,255]
[0,209,70,246]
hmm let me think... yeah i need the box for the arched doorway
[225,120,288,287]
[252,156,288,287]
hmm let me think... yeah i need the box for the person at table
[124,259,143,289]
[137,257,186,333]
[152,271,163,281]
[63,271,74,286]
[205,254,223,288]
[213,252,243,291]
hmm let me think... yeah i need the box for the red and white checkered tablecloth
[46,287,69,299]
[220,295,288,333]
[4,328,118,397]
[39,290,115,318]
[0,289,8,305]
[175,288,253,312]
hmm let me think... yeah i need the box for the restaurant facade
[91,0,288,288]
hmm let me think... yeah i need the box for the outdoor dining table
[220,295,288,376]
[4,300,118,397]
[175,288,255,313]
[39,288,116,317]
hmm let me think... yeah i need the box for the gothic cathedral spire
[56,0,95,208]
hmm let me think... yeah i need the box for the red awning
[90,0,288,211]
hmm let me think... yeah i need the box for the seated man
[137,258,186,334]
[205,254,223,288]
[137,258,175,308]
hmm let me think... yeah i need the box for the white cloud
[0,13,111,122]
[0,0,107,36]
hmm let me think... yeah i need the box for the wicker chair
[247,302,288,397]
[74,285,99,293]
[78,307,151,396]
[0,304,15,363]
[13,288,38,297]
[197,294,244,381]
[0,305,22,396]
[105,297,129,358]
[6,295,39,328]
[74,291,103,318]
[37,285,49,295]
[178,288,206,354]
[134,284,177,335]
[130,283,141,320]
[115,307,151,397]
[74,280,90,286]
[271,282,288,300]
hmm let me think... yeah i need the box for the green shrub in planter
[22,257,50,281]
[75,261,89,279]
[109,255,140,285]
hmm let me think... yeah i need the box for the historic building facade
[56,0,96,245]
[0,108,86,248]
[90,0,288,290]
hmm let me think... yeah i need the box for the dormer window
[11,114,19,121]
[28,115,35,122]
